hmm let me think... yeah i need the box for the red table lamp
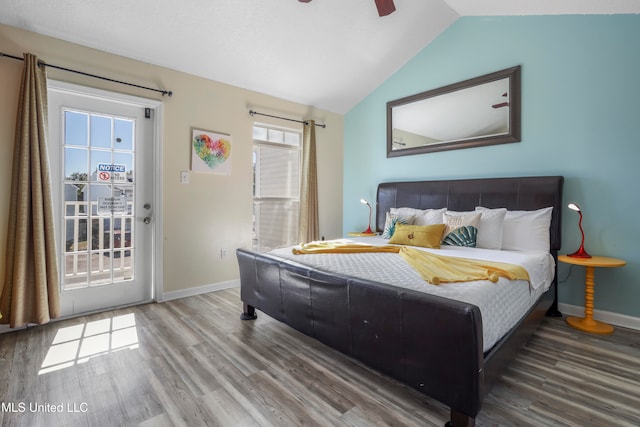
[360,198,374,234]
[568,202,591,258]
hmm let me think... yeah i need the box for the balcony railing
[64,201,133,289]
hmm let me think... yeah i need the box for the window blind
[252,125,301,252]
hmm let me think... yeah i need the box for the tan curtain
[298,120,319,243]
[0,53,60,328]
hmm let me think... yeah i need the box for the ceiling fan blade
[492,102,510,109]
[374,0,396,16]
[299,0,395,17]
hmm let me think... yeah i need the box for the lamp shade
[567,202,591,258]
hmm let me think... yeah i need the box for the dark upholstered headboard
[376,176,564,252]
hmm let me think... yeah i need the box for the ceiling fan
[298,0,396,17]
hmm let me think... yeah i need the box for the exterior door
[48,82,156,316]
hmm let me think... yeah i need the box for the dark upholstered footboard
[237,248,485,423]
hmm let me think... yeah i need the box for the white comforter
[270,236,555,352]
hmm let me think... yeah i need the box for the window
[252,124,302,252]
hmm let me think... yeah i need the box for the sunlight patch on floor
[39,313,138,375]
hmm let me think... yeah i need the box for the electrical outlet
[220,248,228,259]
[180,171,190,184]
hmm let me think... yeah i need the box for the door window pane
[88,184,111,215]
[113,252,133,281]
[89,253,112,286]
[114,118,134,150]
[64,253,88,289]
[113,152,134,183]
[64,183,87,215]
[65,111,88,147]
[90,150,112,181]
[64,147,88,181]
[91,217,111,252]
[124,218,133,249]
[65,218,87,253]
[90,115,112,148]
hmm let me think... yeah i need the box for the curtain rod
[249,110,326,128]
[1,52,173,97]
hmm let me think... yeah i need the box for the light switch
[180,171,190,184]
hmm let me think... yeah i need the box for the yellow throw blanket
[292,241,529,285]
[292,241,401,254]
[397,246,529,285]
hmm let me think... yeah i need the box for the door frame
[48,80,165,305]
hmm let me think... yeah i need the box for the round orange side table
[559,255,626,335]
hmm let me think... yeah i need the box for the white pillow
[478,206,552,251]
[390,207,446,226]
[472,207,507,250]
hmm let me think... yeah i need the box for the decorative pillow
[441,212,481,247]
[471,207,507,250]
[413,208,447,226]
[390,207,424,216]
[389,223,446,248]
[502,207,553,251]
[381,213,414,239]
[391,207,446,226]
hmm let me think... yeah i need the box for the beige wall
[0,24,344,296]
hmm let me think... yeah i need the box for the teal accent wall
[344,15,640,318]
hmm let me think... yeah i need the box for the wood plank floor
[1,287,639,427]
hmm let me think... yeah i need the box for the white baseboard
[160,279,240,302]
[0,281,240,334]
[558,303,640,331]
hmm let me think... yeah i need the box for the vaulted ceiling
[1,0,639,113]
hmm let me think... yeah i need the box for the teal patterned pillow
[441,212,481,247]
[442,226,478,247]
[382,213,413,239]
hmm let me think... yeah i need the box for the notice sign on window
[97,163,127,183]
[97,196,128,215]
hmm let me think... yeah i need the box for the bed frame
[236,176,564,426]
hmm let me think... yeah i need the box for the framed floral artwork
[191,128,232,175]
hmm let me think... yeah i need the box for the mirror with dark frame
[387,66,521,157]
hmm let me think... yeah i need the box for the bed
[236,175,564,427]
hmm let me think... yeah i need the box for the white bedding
[270,236,555,352]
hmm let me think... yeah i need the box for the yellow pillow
[389,223,446,248]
